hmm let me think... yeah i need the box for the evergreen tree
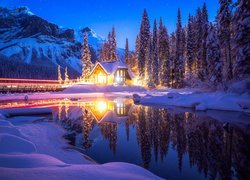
[64,67,69,84]
[233,0,250,78]
[110,27,118,61]
[201,3,209,80]
[174,8,184,88]
[206,24,223,86]
[152,19,159,86]
[138,9,150,82]
[146,34,154,88]
[81,32,92,79]
[186,14,195,77]
[58,65,62,84]
[99,42,109,62]
[169,32,176,87]
[217,0,233,80]
[125,38,129,65]
[195,8,204,80]
[158,18,170,86]
[134,35,140,75]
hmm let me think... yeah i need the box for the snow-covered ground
[139,91,249,112]
[0,84,146,102]
[0,108,161,180]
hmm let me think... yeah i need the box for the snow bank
[0,162,160,180]
[0,154,66,168]
[140,91,250,112]
[0,112,160,179]
[0,134,36,154]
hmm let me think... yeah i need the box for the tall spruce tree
[233,0,250,78]
[125,38,129,65]
[110,27,118,61]
[81,32,92,79]
[138,9,150,82]
[206,24,223,86]
[146,33,154,88]
[152,19,159,86]
[158,18,170,86]
[159,26,171,86]
[169,32,176,87]
[100,42,109,61]
[217,0,233,80]
[195,8,204,80]
[174,8,184,88]
[186,14,195,77]
[201,3,209,80]
[133,35,140,75]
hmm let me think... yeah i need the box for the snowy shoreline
[139,91,250,112]
[0,108,161,180]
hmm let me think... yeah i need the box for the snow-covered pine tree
[64,67,69,84]
[201,3,209,80]
[138,9,150,82]
[58,65,62,84]
[158,18,170,86]
[152,19,159,86]
[134,35,140,76]
[125,38,129,65]
[146,33,154,88]
[195,8,204,80]
[217,0,233,80]
[174,8,184,88]
[186,14,195,78]
[180,28,186,80]
[110,27,118,61]
[233,0,250,79]
[206,24,223,86]
[81,32,92,79]
[99,42,109,62]
[107,32,112,60]
[169,32,176,87]
[159,26,171,86]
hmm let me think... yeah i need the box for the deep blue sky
[1,0,219,50]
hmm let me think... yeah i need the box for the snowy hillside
[0,7,125,79]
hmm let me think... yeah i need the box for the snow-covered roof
[90,61,134,78]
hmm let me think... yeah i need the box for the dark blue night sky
[1,0,219,49]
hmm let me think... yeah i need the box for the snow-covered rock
[133,94,141,103]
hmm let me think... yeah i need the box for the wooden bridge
[0,78,69,93]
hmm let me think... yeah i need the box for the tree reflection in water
[54,98,250,179]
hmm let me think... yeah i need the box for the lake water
[1,97,250,179]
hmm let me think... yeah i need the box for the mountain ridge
[0,6,124,79]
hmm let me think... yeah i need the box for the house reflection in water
[84,98,133,123]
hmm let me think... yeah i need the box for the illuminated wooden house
[88,61,134,85]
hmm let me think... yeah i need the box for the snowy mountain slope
[0,7,125,79]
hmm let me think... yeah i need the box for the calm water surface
[1,98,250,179]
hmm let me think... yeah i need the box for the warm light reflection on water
[0,98,249,179]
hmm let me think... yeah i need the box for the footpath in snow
[0,108,160,180]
